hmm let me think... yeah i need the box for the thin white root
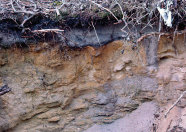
[91,21,101,45]
[55,8,60,16]
[32,29,64,33]
[164,91,186,118]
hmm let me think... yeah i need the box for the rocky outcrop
[0,32,185,132]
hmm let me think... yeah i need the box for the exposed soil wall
[0,32,185,132]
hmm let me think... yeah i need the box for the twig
[55,0,65,16]
[32,29,64,33]
[10,0,16,12]
[57,0,65,10]
[114,0,131,36]
[164,91,186,118]
[90,0,119,22]
[10,0,35,14]
[20,14,37,27]
[114,0,124,20]
[10,0,65,15]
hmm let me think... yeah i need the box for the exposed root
[91,21,101,46]
[164,91,186,118]
[32,29,64,33]
[20,14,38,27]
[137,30,186,44]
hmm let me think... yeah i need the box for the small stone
[180,67,186,73]
[122,57,132,64]
[0,55,8,66]
[94,93,109,105]
[24,87,35,93]
[147,66,158,74]
[47,116,60,122]
[70,99,88,110]
[126,66,131,72]
[171,73,184,82]
[114,62,125,72]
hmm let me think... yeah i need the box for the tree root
[164,91,186,118]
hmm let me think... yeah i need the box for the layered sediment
[0,32,185,132]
